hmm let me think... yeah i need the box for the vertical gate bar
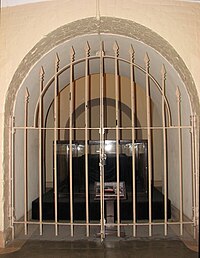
[9,116,12,229]
[161,65,168,236]
[99,41,105,241]
[39,67,44,235]
[129,45,136,237]
[54,54,60,236]
[113,42,120,237]
[191,115,197,238]
[176,87,183,235]
[24,88,29,235]
[194,115,199,237]
[85,42,90,237]
[69,47,75,237]
[11,116,15,240]
[144,53,152,236]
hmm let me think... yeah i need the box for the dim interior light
[105,143,112,152]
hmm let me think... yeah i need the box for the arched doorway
[4,19,198,242]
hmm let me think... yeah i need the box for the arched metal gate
[10,41,198,242]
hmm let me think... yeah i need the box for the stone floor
[0,224,198,257]
[0,238,198,258]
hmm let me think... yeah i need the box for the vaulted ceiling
[14,34,192,128]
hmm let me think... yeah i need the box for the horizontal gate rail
[13,126,193,130]
[13,221,194,226]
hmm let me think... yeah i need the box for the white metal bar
[39,67,44,235]
[11,116,15,240]
[85,42,90,237]
[191,115,197,238]
[194,115,199,235]
[113,42,120,237]
[144,53,152,236]
[14,125,193,131]
[98,221,195,226]
[129,45,136,237]
[99,42,105,241]
[69,47,75,237]
[161,65,168,236]
[13,220,194,226]
[23,88,29,235]
[9,116,13,228]
[53,54,59,236]
[176,87,183,236]
[14,221,101,226]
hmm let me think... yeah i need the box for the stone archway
[3,17,199,243]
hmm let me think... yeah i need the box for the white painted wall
[0,0,199,235]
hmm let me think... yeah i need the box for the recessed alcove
[11,33,195,239]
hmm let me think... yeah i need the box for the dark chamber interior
[32,140,171,221]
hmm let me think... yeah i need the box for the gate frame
[9,40,198,242]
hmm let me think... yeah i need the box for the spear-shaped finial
[161,65,166,93]
[25,87,30,103]
[97,41,104,57]
[129,44,135,62]
[176,86,181,103]
[161,64,166,78]
[70,46,75,62]
[55,53,60,71]
[85,41,90,57]
[113,41,119,57]
[144,52,150,69]
[40,66,45,80]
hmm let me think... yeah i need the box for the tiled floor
[0,238,198,258]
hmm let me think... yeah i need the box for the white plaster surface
[1,0,50,7]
